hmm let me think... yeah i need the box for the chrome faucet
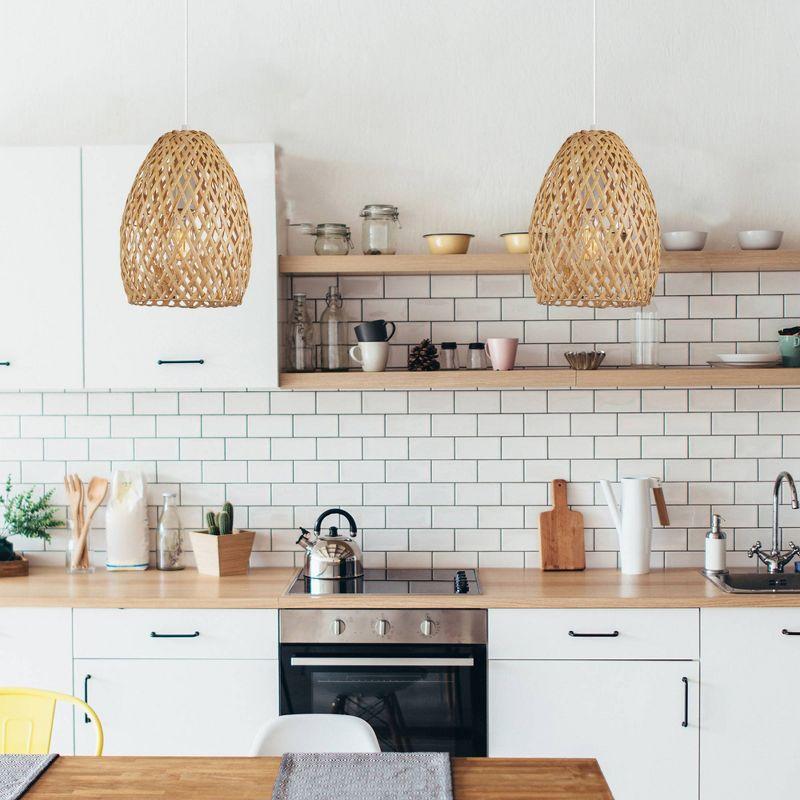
[748,471,800,573]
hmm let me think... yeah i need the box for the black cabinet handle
[157,359,204,365]
[781,629,800,636]
[681,676,689,728]
[568,630,620,638]
[83,674,92,723]
[150,631,200,638]
[0,362,9,367]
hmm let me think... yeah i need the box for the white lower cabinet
[488,609,700,800]
[73,658,277,755]
[0,608,74,754]
[701,608,800,799]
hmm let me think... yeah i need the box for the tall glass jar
[156,492,184,571]
[360,205,401,254]
[631,305,660,366]
[319,285,349,371]
[313,224,353,256]
[287,293,317,371]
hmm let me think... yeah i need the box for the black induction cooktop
[287,568,480,596]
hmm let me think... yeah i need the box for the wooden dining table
[26,756,612,799]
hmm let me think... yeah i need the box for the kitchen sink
[704,571,800,593]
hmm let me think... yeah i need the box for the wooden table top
[28,756,612,799]
[0,564,795,608]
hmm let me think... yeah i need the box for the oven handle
[289,657,475,667]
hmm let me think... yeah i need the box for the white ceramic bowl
[423,233,474,255]
[737,230,783,250]
[499,232,528,254]
[661,230,707,251]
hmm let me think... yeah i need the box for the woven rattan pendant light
[529,0,659,308]
[120,0,252,308]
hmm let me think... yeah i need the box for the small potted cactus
[189,501,255,577]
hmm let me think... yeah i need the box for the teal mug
[780,335,800,367]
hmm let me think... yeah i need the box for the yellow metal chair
[0,687,103,755]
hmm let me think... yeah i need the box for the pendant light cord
[182,0,189,130]
[590,0,598,218]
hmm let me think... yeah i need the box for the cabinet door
[0,147,82,389]
[701,608,800,799]
[489,660,699,800]
[73,659,278,755]
[82,143,278,389]
[0,608,74,753]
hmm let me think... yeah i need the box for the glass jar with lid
[313,223,353,256]
[440,341,460,370]
[467,342,488,369]
[360,205,401,255]
[319,285,349,371]
[287,293,317,371]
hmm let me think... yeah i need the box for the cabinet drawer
[73,609,277,659]
[488,609,698,660]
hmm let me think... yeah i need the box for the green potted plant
[0,476,63,576]
[189,501,255,577]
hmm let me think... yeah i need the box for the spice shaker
[703,513,728,576]
[440,342,459,370]
[467,342,488,369]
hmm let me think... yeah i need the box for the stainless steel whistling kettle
[296,508,363,580]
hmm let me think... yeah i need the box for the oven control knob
[420,619,435,637]
[330,618,345,636]
[375,619,390,637]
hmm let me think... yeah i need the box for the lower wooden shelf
[279,367,800,390]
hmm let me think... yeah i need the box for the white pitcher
[599,477,662,575]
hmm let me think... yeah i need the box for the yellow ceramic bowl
[423,233,474,255]
[500,232,528,254]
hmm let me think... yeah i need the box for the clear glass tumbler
[65,518,94,574]
[631,306,660,366]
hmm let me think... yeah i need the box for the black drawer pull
[150,631,200,638]
[681,676,689,727]
[568,630,619,638]
[781,628,800,636]
[83,674,92,723]
[157,359,204,365]
[0,362,9,367]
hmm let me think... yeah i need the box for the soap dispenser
[703,514,728,576]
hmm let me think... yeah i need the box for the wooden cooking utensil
[72,476,108,569]
[65,474,85,566]
[539,478,586,571]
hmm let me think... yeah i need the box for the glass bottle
[287,293,317,372]
[360,204,401,254]
[631,305,660,366]
[440,341,459,370]
[157,493,184,571]
[467,342,488,369]
[319,285,349,371]
[313,223,353,256]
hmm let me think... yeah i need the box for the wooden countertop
[28,756,613,799]
[0,565,798,608]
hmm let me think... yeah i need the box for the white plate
[715,353,781,365]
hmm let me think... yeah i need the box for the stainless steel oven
[279,609,487,756]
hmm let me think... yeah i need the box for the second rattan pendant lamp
[529,0,660,308]
[120,0,252,308]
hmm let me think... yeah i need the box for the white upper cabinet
[82,143,278,389]
[0,147,83,389]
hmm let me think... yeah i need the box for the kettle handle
[652,485,670,526]
[314,507,358,536]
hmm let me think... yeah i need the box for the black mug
[355,320,396,342]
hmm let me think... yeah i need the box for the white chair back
[249,713,381,756]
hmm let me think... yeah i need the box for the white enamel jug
[599,477,663,575]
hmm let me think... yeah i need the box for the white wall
[2,0,799,251]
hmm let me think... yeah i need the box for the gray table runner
[0,754,58,800]
[271,752,453,800]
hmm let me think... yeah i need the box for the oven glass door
[280,643,486,756]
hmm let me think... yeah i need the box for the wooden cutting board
[539,479,585,571]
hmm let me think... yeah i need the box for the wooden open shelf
[280,250,800,276]
[279,367,800,391]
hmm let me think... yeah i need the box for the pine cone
[408,339,440,371]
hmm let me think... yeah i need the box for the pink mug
[485,337,519,371]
